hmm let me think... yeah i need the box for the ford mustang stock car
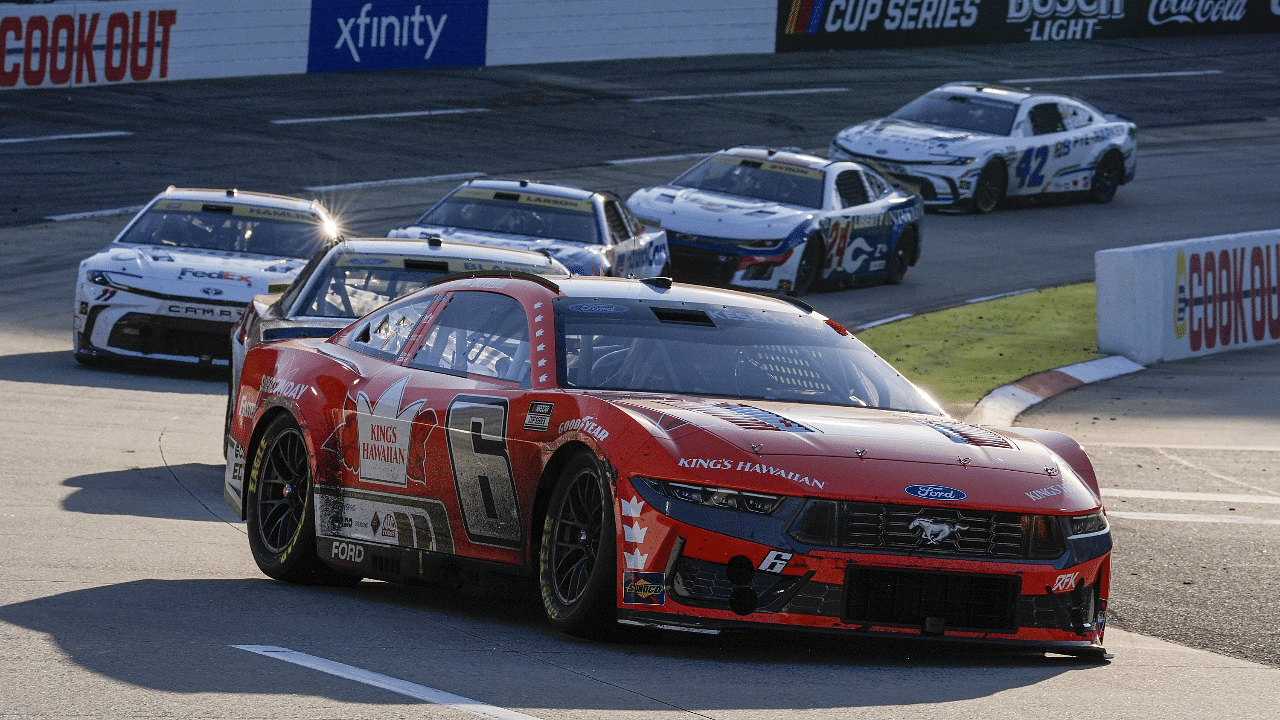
[74,187,340,367]
[626,147,924,296]
[828,82,1137,214]
[225,272,1111,657]
[388,179,669,279]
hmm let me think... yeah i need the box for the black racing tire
[969,159,1007,214]
[246,413,355,586]
[1089,151,1125,204]
[789,235,824,296]
[885,226,917,285]
[538,452,617,639]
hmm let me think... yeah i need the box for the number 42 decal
[1015,146,1049,188]
[446,395,523,549]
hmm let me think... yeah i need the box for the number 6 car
[226,273,1111,657]
[828,82,1137,213]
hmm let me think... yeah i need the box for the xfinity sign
[307,0,486,73]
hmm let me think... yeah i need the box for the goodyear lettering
[1,9,176,89]
[1183,243,1280,352]
[558,415,609,441]
[259,375,309,401]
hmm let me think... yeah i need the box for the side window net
[409,292,530,386]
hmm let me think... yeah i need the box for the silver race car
[74,187,340,367]
[389,179,669,279]
[828,82,1137,213]
[627,147,924,295]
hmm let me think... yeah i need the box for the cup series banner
[1096,230,1280,366]
[777,0,1280,50]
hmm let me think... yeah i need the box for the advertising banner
[1096,230,1280,365]
[306,0,486,72]
[777,0,1280,51]
[1,1,312,90]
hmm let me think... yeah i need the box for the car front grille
[844,567,1021,633]
[668,244,739,287]
[107,312,233,361]
[790,501,1047,559]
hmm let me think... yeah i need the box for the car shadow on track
[61,462,236,523]
[0,350,226,393]
[0,578,1094,711]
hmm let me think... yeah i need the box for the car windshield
[418,187,600,244]
[117,202,329,258]
[556,297,942,413]
[890,91,1018,136]
[298,252,452,318]
[671,154,825,209]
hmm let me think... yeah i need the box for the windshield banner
[306,0,486,72]
[778,0,1280,51]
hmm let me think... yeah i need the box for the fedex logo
[307,0,486,73]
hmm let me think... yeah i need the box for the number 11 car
[225,272,1112,656]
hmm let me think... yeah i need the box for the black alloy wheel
[970,159,1007,214]
[539,453,617,639]
[1089,152,1125,204]
[789,235,824,296]
[885,226,917,285]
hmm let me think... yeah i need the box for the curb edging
[963,355,1146,427]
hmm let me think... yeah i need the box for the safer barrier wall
[1096,230,1280,365]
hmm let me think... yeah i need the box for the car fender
[997,426,1101,499]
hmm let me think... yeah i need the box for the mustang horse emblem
[909,518,969,544]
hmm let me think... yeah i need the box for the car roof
[151,186,327,214]
[929,82,1096,108]
[541,275,819,314]
[718,145,831,170]
[458,178,600,203]
[330,237,567,269]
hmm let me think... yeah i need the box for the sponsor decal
[1147,0,1247,25]
[1026,483,1068,501]
[758,550,793,573]
[623,571,666,605]
[1052,572,1080,592]
[677,457,825,489]
[259,375,309,401]
[178,267,252,284]
[1178,243,1280,353]
[910,517,969,543]
[164,304,239,320]
[1174,249,1188,340]
[621,496,645,518]
[558,415,609,441]
[567,302,629,314]
[323,377,426,488]
[623,548,649,570]
[331,540,366,564]
[623,522,647,543]
[201,286,224,297]
[379,511,398,539]
[522,401,554,431]
[0,8,177,89]
[904,483,967,501]
[307,0,487,73]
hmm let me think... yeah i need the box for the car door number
[1015,141,1073,189]
[446,395,522,549]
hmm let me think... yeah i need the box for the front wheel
[246,413,354,586]
[789,235,824,296]
[1089,152,1124,204]
[969,159,1007,214]
[539,453,617,639]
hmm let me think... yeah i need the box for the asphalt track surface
[2,34,1279,719]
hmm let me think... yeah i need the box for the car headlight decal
[637,477,784,515]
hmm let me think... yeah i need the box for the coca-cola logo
[1147,0,1247,25]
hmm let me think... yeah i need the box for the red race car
[225,272,1111,657]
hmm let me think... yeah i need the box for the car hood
[82,244,305,302]
[833,118,995,162]
[609,395,1098,513]
[388,225,606,275]
[627,186,810,240]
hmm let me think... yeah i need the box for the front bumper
[74,283,244,365]
[615,476,1110,651]
[667,238,804,294]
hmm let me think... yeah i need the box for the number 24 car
[225,273,1111,657]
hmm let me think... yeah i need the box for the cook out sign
[1,8,178,88]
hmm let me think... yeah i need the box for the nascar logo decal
[904,484,967,501]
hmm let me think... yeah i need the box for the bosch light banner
[1096,230,1280,365]
[776,0,1280,51]
[306,0,486,72]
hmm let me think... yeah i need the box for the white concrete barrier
[1096,230,1280,365]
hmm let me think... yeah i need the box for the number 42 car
[225,273,1111,657]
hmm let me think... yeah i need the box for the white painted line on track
[1103,488,1280,504]
[45,205,144,222]
[857,313,914,330]
[272,108,488,125]
[233,645,543,720]
[0,130,133,145]
[1107,511,1280,525]
[966,288,1037,303]
[607,152,712,166]
[307,172,485,192]
[631,87,848,103]
[1000,70,1223,84]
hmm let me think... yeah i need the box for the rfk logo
[1053,572,1081,592]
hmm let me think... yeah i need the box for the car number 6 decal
[446,395,522,549]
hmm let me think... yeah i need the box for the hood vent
[922,421,1012,448]
[662,400,814,433]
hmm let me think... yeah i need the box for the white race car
[627,147,924,295]
[389,179,669,279]
[828,82,1137,213]
[74,187,340,367]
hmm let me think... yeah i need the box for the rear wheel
[789,235,823,296]
[969,159,1007,214]
[539,453,617,639]
[1089,152,1124,204]
[246,413,355,586]
[885,226,918,285]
